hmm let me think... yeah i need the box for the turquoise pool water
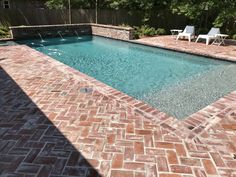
[19,36,236,119]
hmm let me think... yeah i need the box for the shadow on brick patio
[0,66,101,177]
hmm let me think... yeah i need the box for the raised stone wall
[10,23,134,40]
[10,24,92,39]
[90,24,134,40]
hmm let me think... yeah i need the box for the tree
[45,0,95,9]
[105,0,172,23]
[170,0,236,34]
[45,0,66,9]
[45,0,236,35]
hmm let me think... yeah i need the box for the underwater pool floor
[0,45,236,177]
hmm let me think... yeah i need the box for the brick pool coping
[1,43,234,138]
[132,40,236,62]
[0,43,236,176]
[1,35,236,139]
[30,44,236,140]
[135,36,236,62]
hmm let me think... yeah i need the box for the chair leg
[176,35,179,41]
[195,37,199,43]
[206,38,209,45]
[188,35,191,42]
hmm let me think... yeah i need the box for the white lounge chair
[176,26,195,42]
[195,28,220,45]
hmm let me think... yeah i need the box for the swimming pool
[18,36,236,119]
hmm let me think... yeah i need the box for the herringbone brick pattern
[0,45,236,177]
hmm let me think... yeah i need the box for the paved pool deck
[0,38,236,177]
[136,36,236,62]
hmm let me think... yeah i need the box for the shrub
[0,25,10,38]
[232,34,236,40]
[133,25,167,39]
[142,26,156,36]
[0,29,6,36]
[197,28,209,35]
[134,25,157,39]
[0,26,9,32]
[119,23,130,28]
[156,28,166,35]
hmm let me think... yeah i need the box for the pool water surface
[18,36,236,119]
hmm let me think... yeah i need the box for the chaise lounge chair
[195,27,220,45]
[176,26,195,42]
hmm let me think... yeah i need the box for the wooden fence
[0,9,187,30]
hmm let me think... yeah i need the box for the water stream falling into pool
[37,33,45,43]
[57,31,65,41]
[74,30,82,39]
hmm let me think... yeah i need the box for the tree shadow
[0,66,101,177]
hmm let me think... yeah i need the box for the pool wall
[10,23,134,40]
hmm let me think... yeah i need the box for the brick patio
[0,40,236,177]
[135,35,236,62]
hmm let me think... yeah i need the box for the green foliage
[134,25,155,38]
[0,29,5,35]
[106,0,171,10]
[106,0,172,24]
[0,26,9,32]
[197,27,209,34]
[119,23,131,28]
[232,34,236,40]
[171,1,215,20]
[45,0,65,9]
[0,25,10,38]
[171,0,236,35]
[45,0,95,9]
[142,25,156,36]
[134,26,166,39]
[45,0,172,23]
[156,28,166,35]
[45,0,236,37]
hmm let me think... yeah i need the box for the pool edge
[17,44,236,140]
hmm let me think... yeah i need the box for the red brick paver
[136,35,236,62]
[0,45,236,177]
